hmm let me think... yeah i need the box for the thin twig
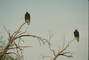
[6,52,22,60]
[12,22,26,38]
[39,54,53,60]
[53,39,75,60]
[62,35,65,50]
[3,25,8,35]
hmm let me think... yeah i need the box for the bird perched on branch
[25,12,30,25]
[74,29,79,42]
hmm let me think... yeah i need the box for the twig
[39,54,53,60]
[3,25,11,41]
[53,39,75,60]
[62,34,65,50]
[3,25,8,35]
[6,52,22,60]
[12,22,26,38]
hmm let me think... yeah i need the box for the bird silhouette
[25,12,30,25]
[74,29,79,42]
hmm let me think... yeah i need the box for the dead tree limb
[53,39,74,60]
[0,22,51,60]
[40,32,75,60]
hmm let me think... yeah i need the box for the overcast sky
[0,0,88,60]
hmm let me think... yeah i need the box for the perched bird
[25,12,30,25]
[74,29,79,42]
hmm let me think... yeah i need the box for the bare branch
[14,34,51,46]
[62,34,65,50]
[58,46,60,53]
[8,46,31,50]
[17,27,28,36]
[48,30,53,42]
[48,32,55,56]
[6,52,22,60]
[39,54,53,60]
[37,38,42,46]
[3,25,8,35]
[1,21,76,60]
[42,31,75,60]
[12,22,26,38]
[48,44,55,56]
[60,52,73,58]
[53,39,75,60]
[19,38,24,42]
[3,25,11,41]
[1,22,52,60]
[60,39,74,55]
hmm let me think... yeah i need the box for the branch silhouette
[40,32,75,60]
[0,22,75,60]
[0,22,50,60]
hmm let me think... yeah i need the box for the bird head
[26,12,28,14]
[75,29,77,31]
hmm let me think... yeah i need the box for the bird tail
[25,19,30,25]
[75,37,79,42]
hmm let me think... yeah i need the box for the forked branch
[0,22,51,60]
[40,32,75,60]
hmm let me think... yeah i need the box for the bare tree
[39,32,75,60]
[0,22,51,60]
[0,22,75,60]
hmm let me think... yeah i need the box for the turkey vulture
[74,29,79,42]
[25,12,30,25]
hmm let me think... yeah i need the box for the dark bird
[74,29,79,42]
[25,12,30,25]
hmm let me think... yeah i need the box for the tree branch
[53,39,75,60]
[6,52,22,60]
[0,22,51,60]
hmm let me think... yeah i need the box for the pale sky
[0,0,88,60]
